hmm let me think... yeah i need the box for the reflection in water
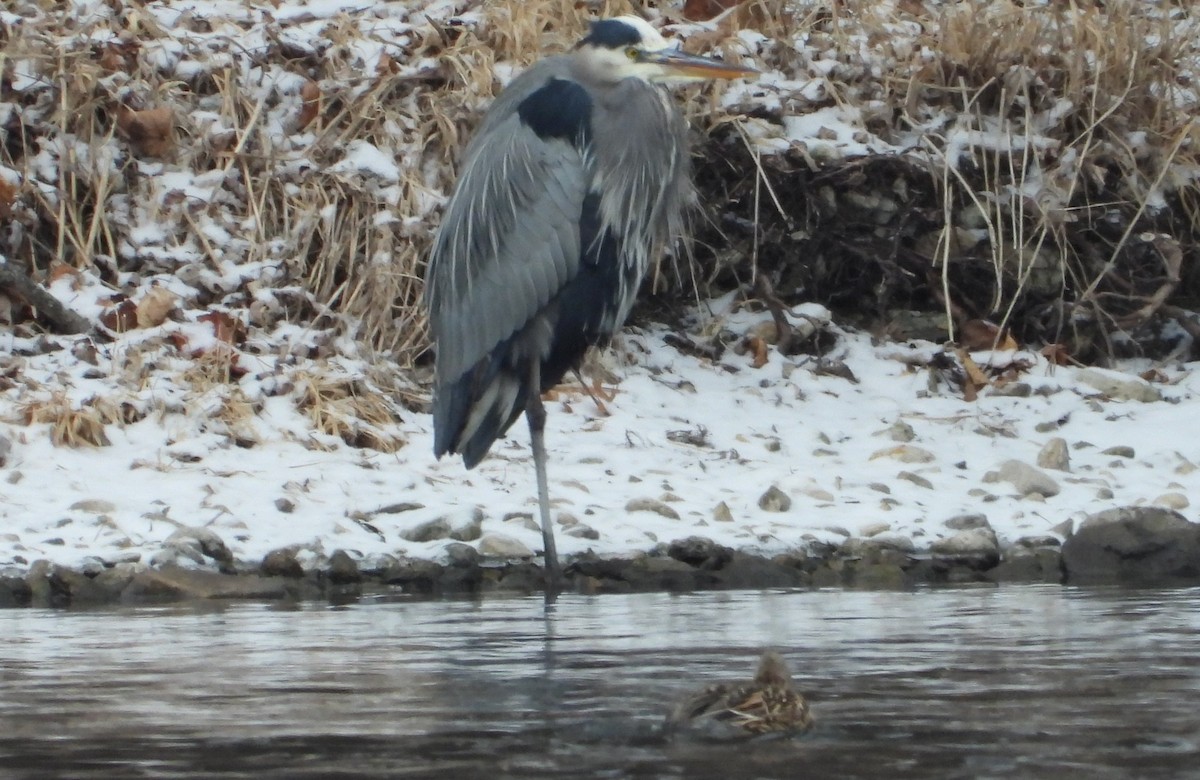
[2,587,1199,778]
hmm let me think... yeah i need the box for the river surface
[2,586,1199,779]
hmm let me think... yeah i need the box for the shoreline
[5,504,1197,608]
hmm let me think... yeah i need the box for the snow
[2,1,1200,578]
[2,294,1198,574]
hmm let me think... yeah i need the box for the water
[2,586,1199,779]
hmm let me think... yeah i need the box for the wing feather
[427,111,588,385]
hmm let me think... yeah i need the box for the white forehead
[613,15,669,51]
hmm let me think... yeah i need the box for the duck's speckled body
[665,651,814,740]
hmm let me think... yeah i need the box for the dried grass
[293,372,405,453]
[18,393,119,447]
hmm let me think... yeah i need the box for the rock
[449,508,485,542]
[801,486,836,502]
[326,549,361,584]
[841,535,915,561]
[851,562,907,589]
[859,522,891,537]
[563,523,600,540]
[359,553,400,577]
[275,498,296,513]
[0,433,10,467]
[1154,492,1189,510]
[1051,519,1075,538]
[989,382,1031,398]
[712,501,734,523]
[758,486,791,512]
[991,460,1060,497]
[1062,507,1200,585]
[1076,368,1162,402]
[626,498,681,519]
[69,499,117,513]
[261,548,304,578]
[667,536,732,569]
[930,527,1000,567]
[478,533,535,559]
[1036,438,1070,472]
[0,574,33,607]
[883,421,916,442]
[868,482,891,494]
[121,566,291,604]
[1015,535,1061,549]
[163,527,234,570]
[503,512,539,532]
[380,557,445,593]
[444,542,480,567]
[987,548,1062,584]
[870,444,935,463]
[401,517,452,543]
[1101,445,1135,459]
[897,471,933,489]
[944,513,990,531]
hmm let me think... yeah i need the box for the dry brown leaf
[136,286,176,328]
[296,80,321,131]
[1140,368,1168,384]
[100,298,138,333]
[683,0,741,21]
[747,336,769,368]
[199,311,246,345]
[1041,343,1072,366]
[116,105,175,158]
[960,319,1018,351]
[0,177,14,220]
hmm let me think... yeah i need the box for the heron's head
[573,16,758,85]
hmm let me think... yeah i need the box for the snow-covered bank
[2,296,1198,588]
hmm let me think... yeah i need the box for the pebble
[1036,438,1070,472]
[626,498,681,519]
[1101,445,1135,459]
[757,486,792,512]
[859,522,891,537]
[870,444,935,463]
[712,501,734,523]
[69,499,117,513]
[503,513,540,532]
[897,471,933,489]
[1154,492,1189,511]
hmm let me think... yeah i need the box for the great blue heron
[425,16,757,592]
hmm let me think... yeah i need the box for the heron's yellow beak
[646,49,759,80]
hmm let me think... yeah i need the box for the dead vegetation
[695,0,1200,363]
[2,0,1200,449]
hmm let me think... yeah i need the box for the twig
[0,263,91,334]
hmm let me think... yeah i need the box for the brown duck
[665,650,814,740]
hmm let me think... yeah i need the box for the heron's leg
[526,363,562,598]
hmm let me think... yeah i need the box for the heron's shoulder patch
[579,19,642,49]
[516,77,592,143]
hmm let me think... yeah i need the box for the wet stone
[261,548,304,578]
[164,527,234,571]
[326,549,361,584]
[0,574,33,607]
[667,536,732,569]
[1062,506,1200,585]
[121,566,291,604]
[444,542,481,568]
[987,548,1063,584]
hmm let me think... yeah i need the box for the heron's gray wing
[425,106,587,385]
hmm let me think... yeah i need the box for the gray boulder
[1062,507,1200,585]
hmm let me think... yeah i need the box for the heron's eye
[625,47,639,61]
